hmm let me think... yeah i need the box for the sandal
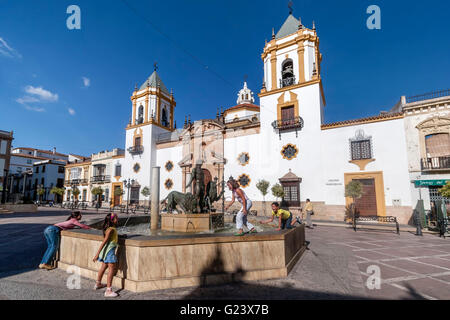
[234,232,245,236]
[94,282,107,290]
[249,228,257,234]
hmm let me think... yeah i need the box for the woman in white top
[225,177,257,236]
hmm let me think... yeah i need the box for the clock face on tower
[133,163,140,173]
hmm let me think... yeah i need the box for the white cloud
[25,105,45,112]
[82,77,90,87]
[16,96,40,104]
[25,85,58,102]
[68,108,76,115]
[0,37,22,59]
[16,85,58,113]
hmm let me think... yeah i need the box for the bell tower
[123,65,176,205]
[260,14,322,94]
[128,64,176,131]
[258,13,326,131]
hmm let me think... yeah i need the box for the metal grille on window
[351,140,372,160]
[429,186,450,204]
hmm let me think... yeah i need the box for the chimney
[33,150,38,157]
[53,147,56,155]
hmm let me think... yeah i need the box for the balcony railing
[406,89,450,104]
[91,175,111,183]
[421,156,450,171]
[280,76,296,88]
[64,179,88,186]
[127,145,144,154]
[271,116,304,139]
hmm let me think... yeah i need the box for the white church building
[69,14,450,225]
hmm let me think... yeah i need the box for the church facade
[64,14,450,225]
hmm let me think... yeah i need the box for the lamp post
[124,178,135,215]
[1,169,8,204]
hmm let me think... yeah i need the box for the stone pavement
[0,209,449,300]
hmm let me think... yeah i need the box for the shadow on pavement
[0,223,51,279]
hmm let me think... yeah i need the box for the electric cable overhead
[119,0,234,88]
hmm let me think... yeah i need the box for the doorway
[354,178,377,216]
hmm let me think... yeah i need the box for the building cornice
[321,112,404,130]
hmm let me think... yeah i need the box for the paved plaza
[0,208,449,300]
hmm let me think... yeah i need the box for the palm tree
[36,185,45,203]
[50,187,65,204]
[91,187,104,207]
[72,186,81,204]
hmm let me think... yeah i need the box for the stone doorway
[344,171,386,217]
[354,178,377,216]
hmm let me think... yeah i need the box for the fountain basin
[160,212,224,233]
[57,222,306,292]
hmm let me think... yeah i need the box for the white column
[150,166,160,230]
[186,172,192,193]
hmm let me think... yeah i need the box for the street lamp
[124,178,135,215]
[1,169,8,204]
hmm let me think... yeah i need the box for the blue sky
[1,0,449,156]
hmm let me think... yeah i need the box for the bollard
[414,210,423,236]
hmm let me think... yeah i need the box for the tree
[256,180,270,217]
[271,183,285,202]
[50,187,65,204]
[72,186,80,204]
[91,187,104,207]
[438,182,450,198]
[345,180,364,220]
[36,185,45,203]
[141,186,150,205]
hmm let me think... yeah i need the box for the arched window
[161,108,169,127]
[137,105,144,124]
[281,59,295,87]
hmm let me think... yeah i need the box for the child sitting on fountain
[93,213,119,297]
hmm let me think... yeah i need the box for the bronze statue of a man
[186,161,205,213]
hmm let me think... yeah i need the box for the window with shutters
[281,182,300,207]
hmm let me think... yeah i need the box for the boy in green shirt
[261,202,301,231]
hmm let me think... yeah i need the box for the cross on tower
[153,62,158,71]
[244,74,248,82]
[288,1,293,14]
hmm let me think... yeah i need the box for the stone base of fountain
[57,224,306,293]
[160,212,224,233]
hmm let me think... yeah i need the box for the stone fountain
[56,121,306,292]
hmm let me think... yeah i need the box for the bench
[353,215,400,235]
[438,217,450,238]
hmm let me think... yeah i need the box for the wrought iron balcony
[280,76,296,88]
[271,116,304,139]
[64,179,88,186]
[91,175,111,183]
[421,156,450,171]
[127,145,144,154]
